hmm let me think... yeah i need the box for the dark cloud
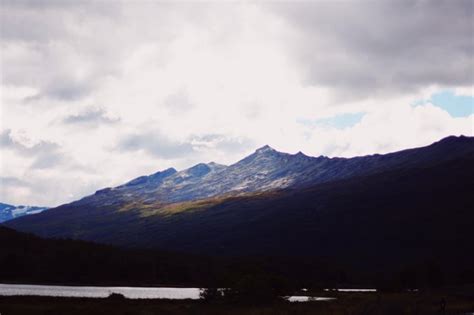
[0,43,99,102]
[0,1,72,42]
[0,0,117,42]
[29,152,64,169]
[3,1,471,104]
[0,129,14,147]
[63,108,119,125]
[0,129,58,154]
[0,129,65,169]
[0,1,122,102]
[44,81,95,101]
[0,176,27,187]
[268,0,474,99]
[117,131,195,159]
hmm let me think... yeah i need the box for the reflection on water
[0,284,337,302]
[0,284,200,299]
[324,288,377,292]
[287,296,336,302]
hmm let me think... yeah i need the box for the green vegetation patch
[138,190,284,217]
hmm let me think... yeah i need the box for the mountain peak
[436,135,472,145]
[255,145,276,154]
[207,161,227,172]
[185,163,212,177]
[207,161,223,167]
[123,167,177,187]
[152,167,177,177]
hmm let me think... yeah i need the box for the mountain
[0,202,48,223]
[5,136,474,274]
[45,135,474,209]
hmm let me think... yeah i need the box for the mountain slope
[36,135,474,209]
[5,136,474,272]
[0,203,48,223]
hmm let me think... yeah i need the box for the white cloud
[454,86,474,97]
[298,102,473,158]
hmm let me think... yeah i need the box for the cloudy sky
[0,0,473,207]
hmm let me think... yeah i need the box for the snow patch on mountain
[0,203,49,223]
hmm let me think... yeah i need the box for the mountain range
[5,135,474,273]
[65,136,473,208]
[0,203,48,223]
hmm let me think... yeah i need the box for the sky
[0,0,473,207]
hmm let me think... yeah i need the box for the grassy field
[1,291,473,315]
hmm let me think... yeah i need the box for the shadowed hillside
[5,136,474,284]
[0,226,355,288]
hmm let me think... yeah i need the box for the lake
[287,296,336,302]
[0,284,201,299]
[0,283,336,302]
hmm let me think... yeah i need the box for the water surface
[0,284,337,302]
[0,284,200,299]
[287,296,336,302]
